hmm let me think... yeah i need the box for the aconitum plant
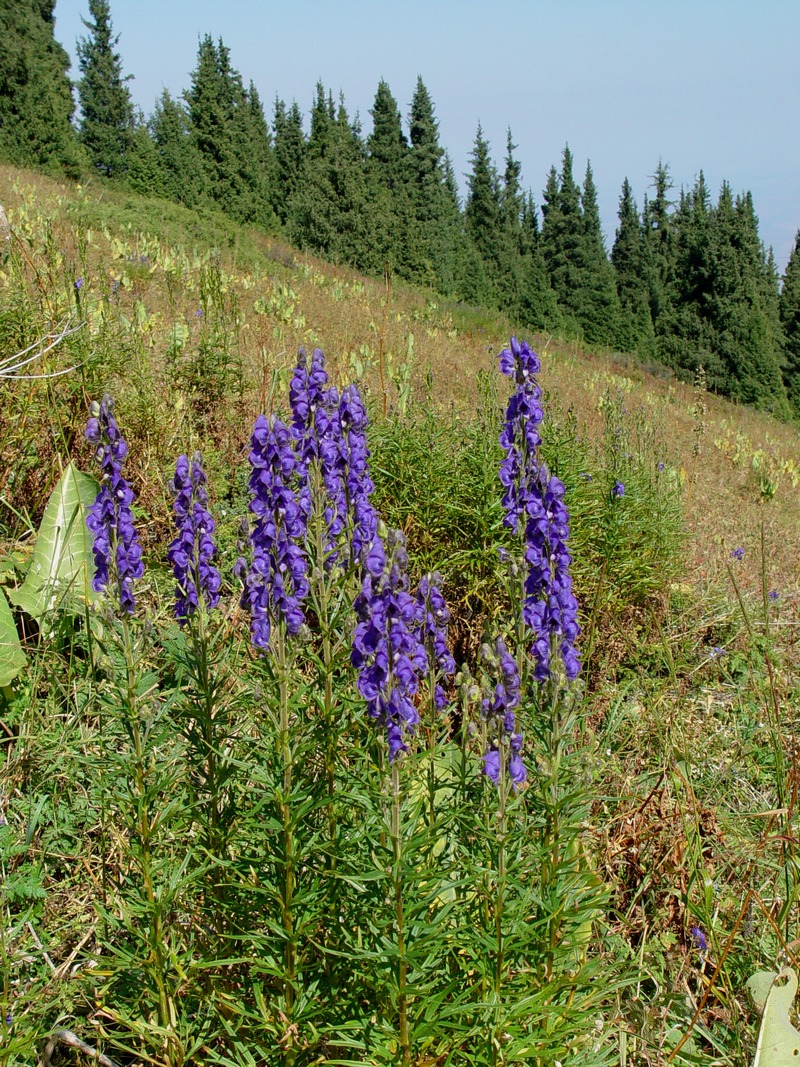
[339,384,378,567]
[351,529,428,760]
[85,395,144,614]
[480,636,526,787]
[167,452,221,621]
[241,415,308,649]
[415,572,456,709]
[498,337,580,682]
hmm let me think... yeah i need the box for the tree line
[2,0,799,417]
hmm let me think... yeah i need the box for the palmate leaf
[0,586,25,686]
[8,461,99,619]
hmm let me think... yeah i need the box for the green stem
[391,759,410,1066]
[120,616,172,1047]
[276,624,296,1067]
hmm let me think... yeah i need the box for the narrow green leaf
[8,461,99,619]
[0,586,25,686]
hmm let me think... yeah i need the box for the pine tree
[0,0,83,175]
[780,232,800,415]
[367,80,408,189]
[76,0,134,178]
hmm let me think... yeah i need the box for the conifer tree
[780,231,800,415]
[151,90,208,209]
[125,112,166,197]
[0,0,83,174]
[642,160,675,325]
[272,98,305,224]
[405,77,463,291]
[578,162,622,346]
[76,0,135,178]
[367,80,408,189]
[186,37,272,227]
[612,178,654,352]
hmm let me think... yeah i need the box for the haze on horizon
[53,0,800,272]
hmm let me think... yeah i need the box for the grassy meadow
[0,165,799,1066]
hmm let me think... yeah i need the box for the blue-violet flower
[167,452,221,621]
[85,395,144,614]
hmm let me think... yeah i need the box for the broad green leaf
[749,967,800,1066]
[0,586,25,686]
[8,461,99,619]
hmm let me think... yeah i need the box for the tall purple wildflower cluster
[289,348,377,569]
[351,530,428,761]
[415,572,455,708]
[85,395,144,614]
[242,415,308,649]
[480,637,526,787]
[498,337,580,682]
[167,453,221,622]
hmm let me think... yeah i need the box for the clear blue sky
[53,0,800,271]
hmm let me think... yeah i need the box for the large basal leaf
[748,967,800,1066]
[0,586,26,686]
[8,461,99,620]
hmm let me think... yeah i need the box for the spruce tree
[151,90,208,209]
[578,162,622,346]
[272,98,305,224]
[612,178,654,353]
[125,112,166,197]
[76,0,135,178]
[405,77,463,291]
[642,160,675,325]
[780,231,800,415]
[0,0,83,174]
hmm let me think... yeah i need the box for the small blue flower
[195,308,203,318]
[657,461,665,472]
[731,546,745,560]
[75,278,83,290]
[612,481,625,498]
[768,589,779,602]
[690,925,708,955]
[710,646,726,659]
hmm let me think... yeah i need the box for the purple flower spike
[480,637,526,789]
[497,337,581,683]
[242,414,308,649]
[416,572,456,708]
[351,529,428,760]
[167,452,221,622]
[85,395,144,614]
[339,384,378,566]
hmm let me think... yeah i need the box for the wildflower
[167,453,221,622]
[497,337,580,683]
[710,646,726,659]
[351,529,428,760]
[690,925,708,955]
[339,384,378,566]
[480,636,526,788]
[415,572,456,708]
[194,308,203,318]
[242,415,308,649]
[85,395,144,614]
[612,481,625,498]
[4,1011,11,1027]
[731,546,744,560]
[74,277,83,291]
[768,589,779,602]
[657,461,665,472]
